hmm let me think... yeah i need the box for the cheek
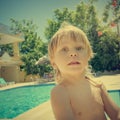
[79,54,89,66]
[54,57,64,66]
[54,54,66,68]
[83,57,89,67]
[53,54,62,65]
[54,52,65,61]
[80,50,89,59]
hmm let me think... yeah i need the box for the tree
[0,44,13,56]
[45,1,100,46]
[91,29,120,72]
[45,8,73,40]
[102,0,120,36]
[91,0,120,72]
[44,0,120,72]
[10,19,49,76]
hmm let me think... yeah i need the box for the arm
[50,85,75,120]
[100,83,120,120]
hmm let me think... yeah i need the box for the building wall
[1,65,20,83]
[19,71,26,82]
[0,66,1,78]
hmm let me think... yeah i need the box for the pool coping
[0,81,55,91]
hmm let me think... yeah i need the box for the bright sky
[0,0,108,41]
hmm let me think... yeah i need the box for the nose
[69,50,77,57]
[70,53,77,57]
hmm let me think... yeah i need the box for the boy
[48,22,120,120]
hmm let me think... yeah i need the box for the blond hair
[48,22,94,84]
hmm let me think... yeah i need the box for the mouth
[68,61,80,65]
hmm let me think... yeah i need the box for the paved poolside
[0,74,120,120]
[14,100,54,120]
[0,82,36,91]
[97,73,120,90]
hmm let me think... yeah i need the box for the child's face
[52,37,89,76]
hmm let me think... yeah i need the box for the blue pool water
[0,83,55,119]
[0,84,120,119]
[108,90,120,107]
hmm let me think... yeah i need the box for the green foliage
[0,44,13,56]
[103,0,120,22]
[10,19,49,76]
[91,30,120,71]
[102,0,120,36]
[45,1,99,43]
[45,8,73,40]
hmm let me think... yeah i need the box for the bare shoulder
[50,84,75,120]
[51,84,68,99]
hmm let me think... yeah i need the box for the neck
[61,71,86,85]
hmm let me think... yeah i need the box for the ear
[50,60,57,69]
[52,63,58,69]
[87,56,90,62]
[86,51,91,61]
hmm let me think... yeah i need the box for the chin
[66,69,83,74]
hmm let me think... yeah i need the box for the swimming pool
[0,83,55,119]
[0,84,119,119]
[108,90,120,107]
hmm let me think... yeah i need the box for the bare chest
[67,86,106,120]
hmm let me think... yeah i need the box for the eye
[76,46,83,51]
[62,47,69,52]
